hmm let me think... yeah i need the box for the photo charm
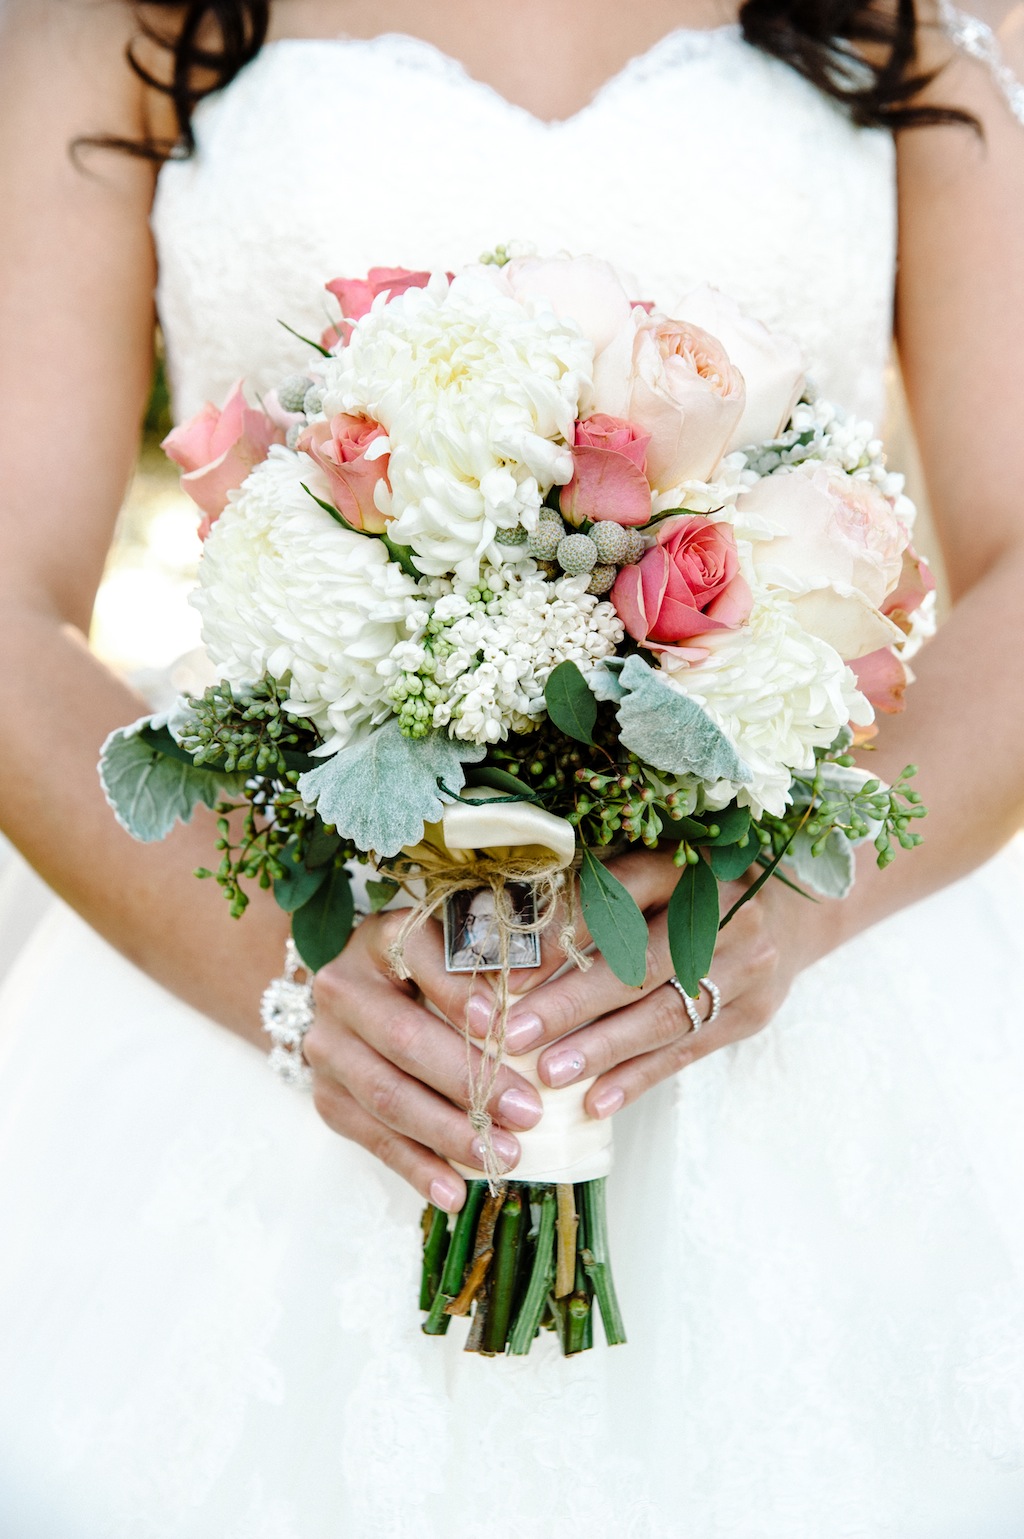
[443,883,543,973]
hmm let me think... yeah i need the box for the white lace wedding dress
[3,28,1024,1539]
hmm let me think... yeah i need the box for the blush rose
[162,382,284,539]
[611,514,752,645]
[592,315,746,491]
[736,462,908,660]
[325,266,435,324]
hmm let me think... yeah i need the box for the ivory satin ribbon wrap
[396,797,614,1186]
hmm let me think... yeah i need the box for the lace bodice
[152,28,898,429]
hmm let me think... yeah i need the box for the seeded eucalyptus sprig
[178,676,320,776]
[758,757,925,870]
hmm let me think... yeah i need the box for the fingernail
[429,1175,463,1213]
[590,1086,625,1120]
[496,1085,543,1130]
[504,1013,544,1054]
[543,1045,586,1088]
[465,993,494,1037]
[471,1131,520,1169]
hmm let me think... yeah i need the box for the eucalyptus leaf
[381,531,422,579]
[708,840,758,882]
[365,877,401,913]
[579,848,649,988]
[545,660,597,745]
[292,865,355,972]
[783,827,856,899]
[273,840,330,913]
[667,856,720,996]
[705,804,752,847]
[614,656,750,785]
[301,482,356,531]
[297,720,485,858]
[99,723,246,844]
[278,318,331,357]
[464,766,540,801]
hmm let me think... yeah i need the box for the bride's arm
[0,3,292,1044]
[0,5,544,1212]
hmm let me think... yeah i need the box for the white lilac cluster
[661,600,874,818]
[192,449,421,755]
[741,391,915,524]
[320,272,592,582]
[380,565,624,744]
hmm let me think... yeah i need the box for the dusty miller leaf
[297,720,485,858]
[99,721,245,843]
[614,655,751,785]
[783,828,856,899]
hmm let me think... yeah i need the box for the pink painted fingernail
[496,1085,543,1130]
[429,1175,463,1213]
[465,993,494,1037]
[590,1086,625,1120]
[471,1131,520,1169]
[543,1044,586,1088]
[504,1013,544,1054]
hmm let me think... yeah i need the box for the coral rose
[612,514,752,645]
[162,381,284,539]
[591,314,745,491]
[297,413,392,532]
[560,414,652,527]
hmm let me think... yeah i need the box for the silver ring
[667,974,704,1033]
[700,976,722,1027]
[667,974,722,1033]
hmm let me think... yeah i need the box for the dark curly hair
[96,0,971,158]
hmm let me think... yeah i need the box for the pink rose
[736,462,908,660]
[162,382,284,539]
[592,315,746,491]
[297,413,391,532]
[559,414,652,527]
[612,515,752,645]
[325,267,434,323]
[882,547,936,630]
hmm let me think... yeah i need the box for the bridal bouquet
[100,248,930,1357]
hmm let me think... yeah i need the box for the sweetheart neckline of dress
[208,24,746,131]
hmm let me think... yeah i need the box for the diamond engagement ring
[667,974,722,1033]
[260,938,315,1089]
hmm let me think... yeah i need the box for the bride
[2,0,1024,1533]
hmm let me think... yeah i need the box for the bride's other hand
[449,847,836,1119]
[306,914,545,1212]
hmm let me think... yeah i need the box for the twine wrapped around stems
[385,805,589,1189]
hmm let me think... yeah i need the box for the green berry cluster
[759,757,925,869]
[178,677,318,775]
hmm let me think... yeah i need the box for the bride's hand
[306,913,546,1213]
[447,848,837,1118]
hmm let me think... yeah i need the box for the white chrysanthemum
[659,600,873,817]
[192,447,421,754]
[381,565,623,745]
[321,272,592,582]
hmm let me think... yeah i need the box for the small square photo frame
[443,882,542,973]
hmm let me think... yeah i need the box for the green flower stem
[509,1188,557,1356]
[580,1178,627,1346]
[422,1181,485,1336]
[565,1292,592,1355]
[483,1190,523,1355]
[419,1205,450,1312]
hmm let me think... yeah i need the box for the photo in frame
[443,883,542,973]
